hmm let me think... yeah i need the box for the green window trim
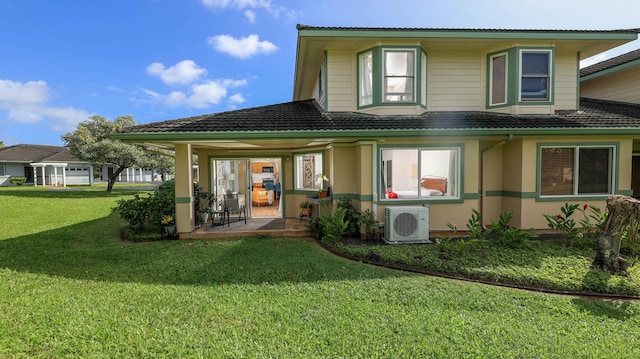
[293,152,325,192]
[377,144,464,203]
[536,142,618,199]
[486,47,555,109]
[357,46,427,109]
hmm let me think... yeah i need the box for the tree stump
[592,195,639,274]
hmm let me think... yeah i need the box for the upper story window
[358,47,426,109]
[359,51,373,107]
[487,47,554,108]
[384,50,415,102]
[489,53,508,106]
[520,50,551,102]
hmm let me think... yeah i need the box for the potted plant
[300,200,312,217]
[161,214,176,237]
[360,208,379,241]
[194,183,215,227]
[316,174,329,198]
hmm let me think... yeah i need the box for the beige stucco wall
[581,65,640,104]
[484,136,635,229]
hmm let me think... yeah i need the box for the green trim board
[175,196,193,204]
[485,190,537,198]
[113,127,640,144]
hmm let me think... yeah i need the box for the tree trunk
[592,195,638,274]
[106,167,126,193]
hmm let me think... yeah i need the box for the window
[358,51,373,107]
[358,47,426,108]
[487,48,553,107]
[540,146,614,196]
[381,147,459,200]
[520,50,551,102]
[489,53,508,106]
[383,49,415,102]
[295,153,323,190]
[0,165,5,176]
[317,54,326,107]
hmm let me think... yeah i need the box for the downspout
[372,141,378,219]
[479,134,513,227]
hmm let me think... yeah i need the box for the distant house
[0,144,163,187]
[114,25,640,236]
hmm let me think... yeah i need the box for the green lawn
[1,188,640,358]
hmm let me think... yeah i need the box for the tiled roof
[119,98,640,136]
[0,144,80,163]
[580,49,640,77]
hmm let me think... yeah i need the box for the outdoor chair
[224,198,247,226]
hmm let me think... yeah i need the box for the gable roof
[115,98,640,142]
[0,144,81,163]
[581,49,640,78]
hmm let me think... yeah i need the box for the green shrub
[113,179,175,233]
[336,198,360,238]
[487,211,536,248]
[9,176,26,185]
[319,207,348,243]
[543,203,605,241]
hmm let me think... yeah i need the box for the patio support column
[175,143,194,234]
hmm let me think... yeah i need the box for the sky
[1,0,640,146]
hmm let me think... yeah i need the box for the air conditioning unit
[384,206,431,244]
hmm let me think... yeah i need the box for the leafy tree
[61,115,173,192]
[0,140,6,148]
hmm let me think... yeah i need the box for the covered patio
[181,217,310,240]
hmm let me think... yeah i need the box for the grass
[1,188,640,357]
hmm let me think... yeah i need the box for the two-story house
[115,25,640,236]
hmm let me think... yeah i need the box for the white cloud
[0,80,49,105]
[146,60,207,86]
[8,109,43,123]
[139,78,247,109]
[200,0,297,19]
[228,93,246,107]
[244,9,256,23]
[207,34,277,59]
[0,79,91,132]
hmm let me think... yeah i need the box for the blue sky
[1,0,639,146]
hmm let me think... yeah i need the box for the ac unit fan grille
[394,213,418,237]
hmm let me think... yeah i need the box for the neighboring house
[581,49,640,104]
[580,50,640,195]
[0,144,163,186]
[0,144,87,186]
[115,25,640,235]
